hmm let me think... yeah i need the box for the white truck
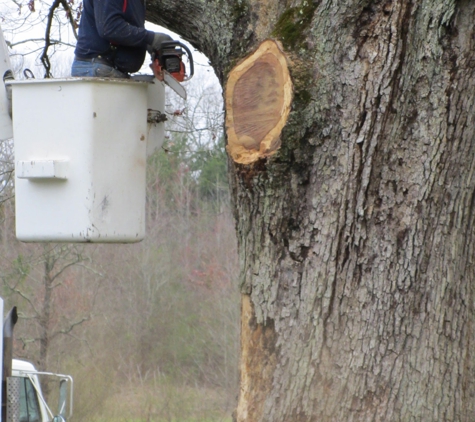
[2,306,73,422]
[11,359,73,422]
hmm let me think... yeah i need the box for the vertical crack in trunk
[236,295,278,422]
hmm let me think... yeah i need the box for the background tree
[143,0,475,420]
[0,244,91,370]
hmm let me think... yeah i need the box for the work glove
[147,32,173,54]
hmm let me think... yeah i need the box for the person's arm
[94,0,154,47]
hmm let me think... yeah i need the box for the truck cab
[0,303,73,422]
[8,359,73,422]
[12,360,48,422]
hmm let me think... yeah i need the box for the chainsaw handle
[159,41,194,81]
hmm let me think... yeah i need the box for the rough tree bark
[148,0,475,420]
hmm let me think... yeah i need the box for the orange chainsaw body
[151,58,186,82]
[150,41,194,96]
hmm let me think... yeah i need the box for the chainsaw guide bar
[163,71,187,100]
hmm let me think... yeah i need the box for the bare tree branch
[41,0,60,76]
[40,0,77,77]
[61,0,78,39]
[8,287,40,317]
[50,258,83,285]
[9,38,75,49]
[52,315,90,339]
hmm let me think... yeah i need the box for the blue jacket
[74,0,155,73]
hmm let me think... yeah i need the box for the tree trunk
[39,248,55,373]
[147,0,475,420]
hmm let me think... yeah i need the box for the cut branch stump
[225,40,293,165]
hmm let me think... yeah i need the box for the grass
[87,379,235,422]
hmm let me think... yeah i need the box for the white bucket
[11,77,159,243]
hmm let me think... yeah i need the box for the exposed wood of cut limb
[225,40,293,165]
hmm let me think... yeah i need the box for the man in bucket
[71,0,172,78]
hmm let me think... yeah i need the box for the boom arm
[0,25,13,141]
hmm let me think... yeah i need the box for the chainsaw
[150,40,194,100]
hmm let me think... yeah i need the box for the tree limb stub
[225,40,293,165]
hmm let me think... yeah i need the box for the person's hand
[147,33,173,54]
